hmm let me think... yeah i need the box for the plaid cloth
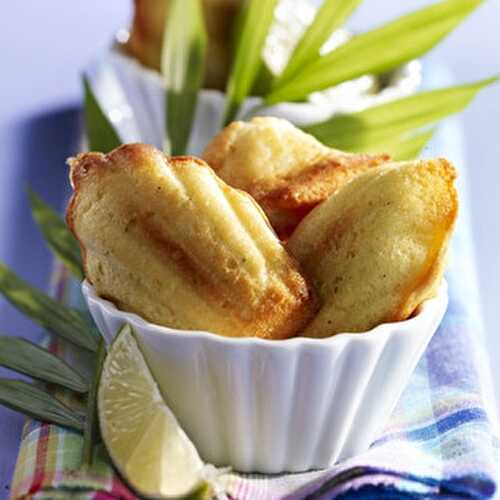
[9,114,500,500]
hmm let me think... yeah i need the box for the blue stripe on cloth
[303,467,495,499]
[373,408,488,446]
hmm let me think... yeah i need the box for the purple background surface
[1,1,499,497]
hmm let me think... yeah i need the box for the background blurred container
[0,0,499,494]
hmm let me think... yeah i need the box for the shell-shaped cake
[67,144,317,339]
[203,116,389,237]
[288,158,458,337]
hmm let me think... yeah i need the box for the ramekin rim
[82,279,448,347]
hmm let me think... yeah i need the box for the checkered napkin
[9,121,500,499]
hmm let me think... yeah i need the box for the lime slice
[98,324,207,499]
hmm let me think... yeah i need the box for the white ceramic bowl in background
[83,280,448,473]
[85,49,421,158]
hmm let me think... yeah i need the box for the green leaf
[0,263,99,352]
[27,187,84,280]
[267,0,484,104]
[162,0,207,155]
[82,337,106,465]
[338,128,436,160]
[276,0,362,85]
[251,63,275,97]
[0,379,84,431]
[303,77,498,150]
[223,0,280,124]
[83,76,122,153]
[0,337,88,393]
[387,129,436,161]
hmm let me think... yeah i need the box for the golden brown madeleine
[124,0,241,89]
[287,159,458,338]
[203,117,389,238]
[67,144,316,339]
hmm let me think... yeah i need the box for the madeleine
[67,144,316,340]
[203,117,389,238]
[124,0,241,89]
[287,159,458,337]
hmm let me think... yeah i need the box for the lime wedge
[98,325,207,499]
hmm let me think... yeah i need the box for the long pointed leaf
[162,0,207,155]
[342,128,436,159]
[0,379,84,431]
[83,76,122,153]
[251,63,275,97]
[223,0,280,124]
[267,0,484,104]
[27,188,83,280]
[303,77,497,150]
[277,0,362,85]
[0,336,88,393]
[388,129,437,161]
[0,263,99,352]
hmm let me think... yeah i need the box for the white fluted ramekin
[82,280,448,473]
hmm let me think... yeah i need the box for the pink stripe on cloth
[106,477,138,500]
[27,424,51,496]
[93,482,137,500]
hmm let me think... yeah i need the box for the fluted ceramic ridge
[83,280,448,473]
